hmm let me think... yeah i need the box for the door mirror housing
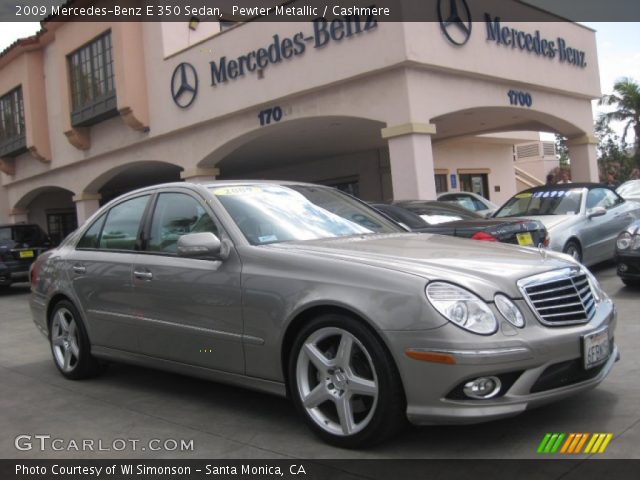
[177,232,222,258]
[587,206,607,219]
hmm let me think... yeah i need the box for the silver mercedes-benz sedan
[494,183,640,266]
[30,181,618,448]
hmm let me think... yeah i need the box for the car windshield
[495,189,583,217]
[399,203,480,225]
[210,184,403,245]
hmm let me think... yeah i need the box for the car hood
[270,233,575,299]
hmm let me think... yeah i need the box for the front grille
[518,268,596,326]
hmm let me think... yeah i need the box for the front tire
[49,300,101,380]
[563,240,582,263]
[288,314,405,448]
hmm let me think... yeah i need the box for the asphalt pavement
[1,263,638,459]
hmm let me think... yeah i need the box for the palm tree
[599,77,640,165]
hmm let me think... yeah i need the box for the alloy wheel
[51,307,80,373]
[295,327,379,437]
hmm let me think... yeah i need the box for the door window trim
[75,193,152,253]
[137,188,229,258]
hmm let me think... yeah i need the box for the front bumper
[615,252,640,280]
[0,263,29,286]
[384,299,617,425]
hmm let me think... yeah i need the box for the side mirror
[177,232,222,258]
[587,206,607,219]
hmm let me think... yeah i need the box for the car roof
[521,182,608,192]
[391,199,481,216]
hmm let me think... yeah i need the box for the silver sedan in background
[30,181,618,448]
[494,183,640,266]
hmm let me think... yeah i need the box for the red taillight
[471,231,498,242]
[30,263,38,287]
[543,232,550,247]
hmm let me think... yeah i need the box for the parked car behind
[373,201,548,247]
[616,179,640,203]
[493,183,640,266]
[615,218,640,287]
[437,191,498,217]
[0,223,51,289]
[31,181,618,448]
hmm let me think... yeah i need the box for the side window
[77,214,106,249]
[147,193,218,254]
[587,188,619,210]
[99,195,150,250]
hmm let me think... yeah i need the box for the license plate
[516,232,534,246]
[19,250,34,259]
[583,328,610,370]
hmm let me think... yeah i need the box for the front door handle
[133,270,153,280]
[72,265,86,274]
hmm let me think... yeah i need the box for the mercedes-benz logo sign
[438,0,472,46]
[171,62,198,108]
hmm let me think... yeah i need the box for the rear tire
[288,314,406,448]
[563,240,582,263]
[49,300,101,380]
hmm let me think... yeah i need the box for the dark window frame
[67,31,118,127]
[434,174,448,194]
[0,86,27,157]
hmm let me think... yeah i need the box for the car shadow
[0,283,31,297]
[15,355,620,457]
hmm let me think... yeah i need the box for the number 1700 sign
[508,90,533,107]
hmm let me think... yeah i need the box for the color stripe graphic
[537,433,613,454]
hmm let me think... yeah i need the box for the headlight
[494,294,525,328]
[426,282,498,335]
[617,232,632,250]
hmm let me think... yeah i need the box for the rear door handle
[133,270,153,280]
[72,265,86,274]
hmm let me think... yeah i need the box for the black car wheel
[289,313,406,448]
[563,240,582,263]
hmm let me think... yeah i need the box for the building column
[9,208,29,224]
[180,167,220,184]
[381,123,437,200]
[567,135,599,182]
[73,193,102,226]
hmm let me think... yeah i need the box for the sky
[0,21,638,143]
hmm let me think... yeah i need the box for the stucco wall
[433,142,517,205]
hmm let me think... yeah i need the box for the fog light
[463,376,502,399]
[619,263,628,272]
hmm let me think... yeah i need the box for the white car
[437,191,498,217]
[617,179,640,203]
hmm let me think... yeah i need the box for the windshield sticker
[213,186,261,196]
[258,235,278,243]
[515,193,532,199]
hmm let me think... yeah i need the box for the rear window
[0,225,46,245]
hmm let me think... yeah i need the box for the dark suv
[0,224,51,289]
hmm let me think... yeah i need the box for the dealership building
[0,1,601,242]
